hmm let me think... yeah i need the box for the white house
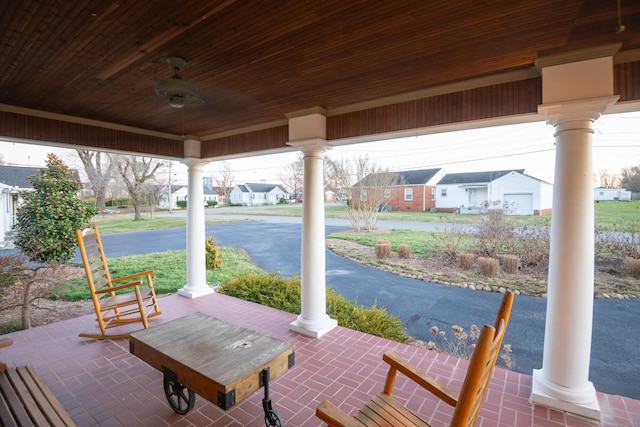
[435,169,553,215]
[593,187,631,202]
[229,183,290,206]
[160,184,219,209]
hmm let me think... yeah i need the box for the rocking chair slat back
[76,226,161,339]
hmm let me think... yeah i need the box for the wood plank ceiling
[0,1,639,159]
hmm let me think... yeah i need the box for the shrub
[14,154,97,263]
[374,240,391,259]
[218,273,409,342]
[478,257,499,277]
[517,226,550,270]
[595,219,640,259]
[205,237,222,269]
[397,244,411,259]
[457,253,474,270]
[502,255,520,274]
[476,208,515,258]
[176,200,187,208]
[206,200,218,208]
[624,257,640,277]
[431,219,465,264]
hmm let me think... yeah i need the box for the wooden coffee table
[129,312,295,426]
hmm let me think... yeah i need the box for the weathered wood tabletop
[129,312,295,412]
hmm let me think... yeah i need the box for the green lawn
[56,247,261,300]
[212,200,637,230]
[56,200,636,301]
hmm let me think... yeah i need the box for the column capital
[287,138,330,153]
[538,96,619,126]
[181,157,208,169]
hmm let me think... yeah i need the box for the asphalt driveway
[93,219,640,400]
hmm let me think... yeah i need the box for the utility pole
[168,161,172,214]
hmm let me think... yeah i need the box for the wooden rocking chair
[316,291,514,427]
[76,226,161,339]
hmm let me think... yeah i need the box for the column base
[531,369,601,421]
[289,315,337,338]
[177,285,216,299]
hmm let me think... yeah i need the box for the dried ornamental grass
[374,240,391,259]
[457,253,474,270]
[502,255,520,274]
[427,324,515,370]
[478,257,499,277]
[398,244,411,259]
[624,257,640,277]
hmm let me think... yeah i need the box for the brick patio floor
[1,292,638,426]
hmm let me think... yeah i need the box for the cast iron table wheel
[162,367,195,415]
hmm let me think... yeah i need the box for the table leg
[260,368,282,426]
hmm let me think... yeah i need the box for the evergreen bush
[218,273,409,343]
[205,237,223,269]
[14,154,97,263]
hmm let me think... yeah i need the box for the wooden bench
[0,338,76,427]
[0,366,76,427]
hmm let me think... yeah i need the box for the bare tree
[326,155,399,232]
[215,161,235,204]
[620,165,640,192]
[279,153,304,201]
[594,169,621,188]
[142,183,165,218]
[325,156,361,230]
[112,155,164,220]
[351,156,400,231]
[75,150,115,209]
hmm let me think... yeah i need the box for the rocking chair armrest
[94,281,143,294]
[316,400,363,427]
[111,270,154,283]
[383,350,459,407]
[0,338,13,349]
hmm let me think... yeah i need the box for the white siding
[436,171,553,215]
[594,188,631,201]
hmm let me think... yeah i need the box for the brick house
[352,168,445,212]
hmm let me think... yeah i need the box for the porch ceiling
[1,1,639,159]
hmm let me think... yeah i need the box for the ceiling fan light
[154,57,202,108]
[169,95,185,108]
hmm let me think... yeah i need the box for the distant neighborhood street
[96,213,640,401]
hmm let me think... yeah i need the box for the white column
[531,98,616,420]
[288,140,337,338]
[178,158,214,298]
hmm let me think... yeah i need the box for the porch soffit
[0,1,639,159]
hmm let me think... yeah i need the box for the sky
[1,111,639,187]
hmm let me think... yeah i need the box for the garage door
[504,193,533,215]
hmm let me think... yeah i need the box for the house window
[384,188,391,198]
[430,188,435,201]
[360,190,367,201]
[404,188,413,201]
[441,189,447,197]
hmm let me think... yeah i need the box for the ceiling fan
[155,57,202,108]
